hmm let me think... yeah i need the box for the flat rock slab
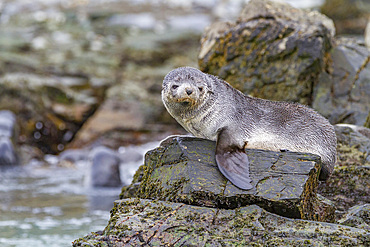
[72,198,369,246]
[132,136,334,221]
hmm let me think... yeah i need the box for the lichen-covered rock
[317,125,370,215]
[72,198,369,247]
[334,124,370,156]
[338,204,370,231]
[312,38,370,126]
[198,0,334,105]
[121,136,334,222]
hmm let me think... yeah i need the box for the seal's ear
[215,127,253,190]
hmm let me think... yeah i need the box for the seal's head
[162,67,215,117]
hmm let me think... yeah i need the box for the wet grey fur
[162,67,337,180]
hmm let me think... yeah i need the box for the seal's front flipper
[215,128,253,190]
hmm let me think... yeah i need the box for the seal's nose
[186,88,193,95]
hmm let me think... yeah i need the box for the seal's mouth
[176,97,195,107]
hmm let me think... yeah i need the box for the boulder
[198,0,334,105]
[89,146,122,188]
[312,38,370,126]
[68,63,190,149]
[121,136,334,222]
[69,99,145,149]
[72,198,369,246]
[198,0,370,126]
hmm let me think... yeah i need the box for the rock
[317,125,370,215]
[0,72,105,154]
[0,110,18,166]
[321,0,370,35]
[198,0,334,105]
[69,64,190,149]
[0,110,17,138]
[72,198,369,246]
[69,99,145,148]
[0,138,18,166]
[198,0,370,126]
[118,146,144,164]
[335,124,370,162]
[89,146,122,188]
[312,38,370,126]
[121,136,334,222]
[338,204,370,231]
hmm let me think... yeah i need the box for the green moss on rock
[72,198,369,246]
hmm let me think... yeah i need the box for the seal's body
[162,67,337,189]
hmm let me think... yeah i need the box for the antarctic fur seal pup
[162,67,337,190]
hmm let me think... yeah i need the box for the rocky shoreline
[73,1,369,245]
[0,0,369,246]
[72,121,369,246]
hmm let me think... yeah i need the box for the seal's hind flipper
[216,128,253,190]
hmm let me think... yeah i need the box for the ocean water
[0,142,159,247]
[0,160,116,247]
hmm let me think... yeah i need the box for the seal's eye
[172,85,179,90]
[198,87,203,92]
